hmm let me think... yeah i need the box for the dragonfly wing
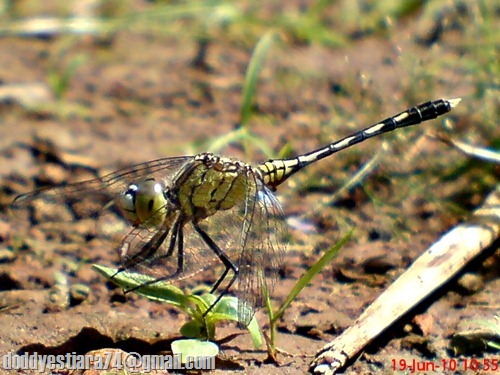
[115,215,221,286]
[100,156,193,190]
[11,156,193,225]
[11,178,112,224]
[237,175,287,326]
[115,209,184,282]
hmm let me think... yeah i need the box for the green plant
[262,231,352,361]
[47,53,86,100]
[207,29,277,159]
[93,264,263,357]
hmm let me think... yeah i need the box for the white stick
[311,186,500,374]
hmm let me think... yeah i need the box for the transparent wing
[113,214,224,287]
[10,156,193,226]
[116,211,185,279]
[236,175,287,325]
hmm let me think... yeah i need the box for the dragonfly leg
[210,265,230,294]
[111,225,172,280]
[193,223,238,317]
[118,218,184,292]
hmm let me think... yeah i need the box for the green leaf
[246,315,264,349]
[171,339,219,363]
[209,295,263,349]
[187,293,211,313]
[210,295,239,319]
[92,264,188,306]
[193,294,263,349]
[180,320,207,339]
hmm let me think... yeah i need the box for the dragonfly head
[118,178,168,227]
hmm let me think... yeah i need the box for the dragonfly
[12,98,460,326]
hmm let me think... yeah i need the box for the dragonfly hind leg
[193,223,238,317]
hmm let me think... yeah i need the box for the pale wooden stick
[433,133,500,164]
[311,186,500,374]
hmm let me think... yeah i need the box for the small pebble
[0,249,15,263]
[457,273,484,294]
[70,283,91,304]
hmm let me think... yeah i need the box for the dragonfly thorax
[117,178,169,227]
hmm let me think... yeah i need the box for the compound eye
[125,183,138,196]
[117,180,169,226]
[122,184,138,207]
[153,182,163,195]
[117,184,139,224]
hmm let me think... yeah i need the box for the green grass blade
[207,126,275,158]
[239,30,277,127]
[272,230,353,323]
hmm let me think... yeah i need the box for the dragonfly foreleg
[117,218,184,292]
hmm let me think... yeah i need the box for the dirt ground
[0,1,498,374]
